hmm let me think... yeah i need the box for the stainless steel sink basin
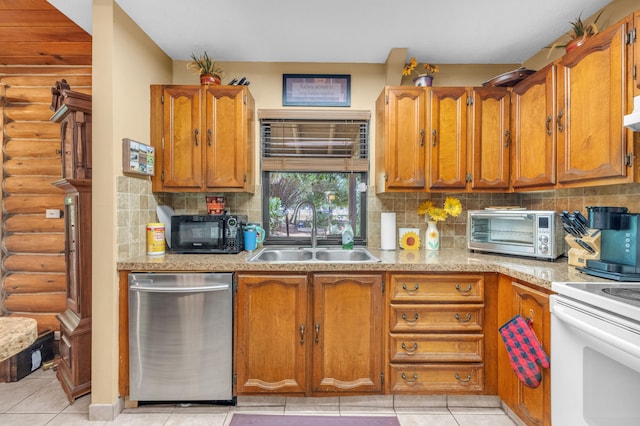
[248,247,380,263]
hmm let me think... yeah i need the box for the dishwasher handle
[130,283,230,293]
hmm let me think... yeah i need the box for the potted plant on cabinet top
[402,57,439,86]
[188,51,224,85]
[548,9,605,55]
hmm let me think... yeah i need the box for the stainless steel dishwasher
[128,272,233,402]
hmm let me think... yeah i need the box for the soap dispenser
[342,223,354,249]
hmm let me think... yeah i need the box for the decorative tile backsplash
[117,176,640,258]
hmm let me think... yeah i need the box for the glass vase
[425,221,440,250]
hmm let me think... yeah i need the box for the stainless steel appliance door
[128,273,233,401]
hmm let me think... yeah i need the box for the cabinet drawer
[389,363,484,393]
[389,333,483,363]
[390,304,484,332]
[390,274,484,302]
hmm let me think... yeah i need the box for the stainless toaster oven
[467,210,564,260]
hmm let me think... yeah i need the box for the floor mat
[230,413,401,426]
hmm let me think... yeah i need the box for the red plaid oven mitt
[499,314,550,388]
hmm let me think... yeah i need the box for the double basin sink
[248,247,380,263]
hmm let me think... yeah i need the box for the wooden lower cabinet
[498,276,551,426]
[234,272,383,396]
[386,273,498,395]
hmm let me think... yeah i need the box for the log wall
[0,0,92,332]
[1,67,91,332]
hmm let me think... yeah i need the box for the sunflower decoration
[402,57,440,78]
[400,230,421,250]
[418,196,463,222]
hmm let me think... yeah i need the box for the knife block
[565,231,601,267]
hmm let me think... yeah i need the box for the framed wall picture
[122,138,155,176]
[282,74,351,107]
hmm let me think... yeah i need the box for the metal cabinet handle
[402,312,419,322]
[401,372,419,382]
[194,128,199,146]
[207,128,212,146]
[432,129,437,146]
[419,129,425,147]
[401,342,418,353]
[455,313,472,322]
[545,115,552,136]
[315,323,320,343]
[455,283,472,293]
[299,324,305,345]
[557,110,564,132]
[504,130,510,147]
[455,372,472,383]
[402,283,419,292]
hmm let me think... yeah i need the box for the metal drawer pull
[545,114,552,135]
[455,372,472,383]
[455,313,472,322]
[194,128,199,146]
[402,312,419,322]
[455,283,472,293]
[401,342,419,353]
[402,283,419,292]
[401,372,419,382]
[299,324,305,345]
[315,323,320,343]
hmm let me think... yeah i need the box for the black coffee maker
[577,207,640,281]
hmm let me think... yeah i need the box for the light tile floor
[0,368,518,425]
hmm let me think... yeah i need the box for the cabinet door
[311,274,383,393]
[556,18,632,185]
[470,87,510,190]
[203,86,247,190]
[511,65,557,189]
[235,274,308,395]
[635,10,640,95]
[429,87,468,189]
[505,282,551,426]
[381,88,427,190]
[161,86,203,188]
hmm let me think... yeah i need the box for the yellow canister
[146,223,165,256]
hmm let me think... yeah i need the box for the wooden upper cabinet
[311,273,383,394]
[161,86,203,189]
[375,87,426,192]
[150,84,254,193]
[511,65,557,190]
[556,16,633,186]
[470,87,511,190]
[429,87,468,190]
[635,10,640,95]
[203,86,253,190]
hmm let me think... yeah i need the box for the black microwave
[170,214,247,254]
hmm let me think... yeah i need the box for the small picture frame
[282,74,351,107]
[122,138,155,176]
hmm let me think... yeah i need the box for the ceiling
[49,0,612,64]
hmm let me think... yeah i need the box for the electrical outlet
[45,209,61,219]
[54,331,61,340]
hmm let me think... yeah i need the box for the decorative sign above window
[282,74,351,107]
[122,138,155,176]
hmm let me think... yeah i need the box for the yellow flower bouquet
[417,196,463,222]
[402,57,439,78]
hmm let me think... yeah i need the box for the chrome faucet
[292,200,317,248]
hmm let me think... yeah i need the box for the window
[259,110,370,246]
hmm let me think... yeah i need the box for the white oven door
[550,296,640,426]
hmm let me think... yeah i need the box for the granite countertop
[117,247,607,291]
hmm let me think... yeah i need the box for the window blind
[259,109,370,172]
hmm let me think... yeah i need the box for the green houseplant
[187,51,224,85]
[549,9,606,55]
